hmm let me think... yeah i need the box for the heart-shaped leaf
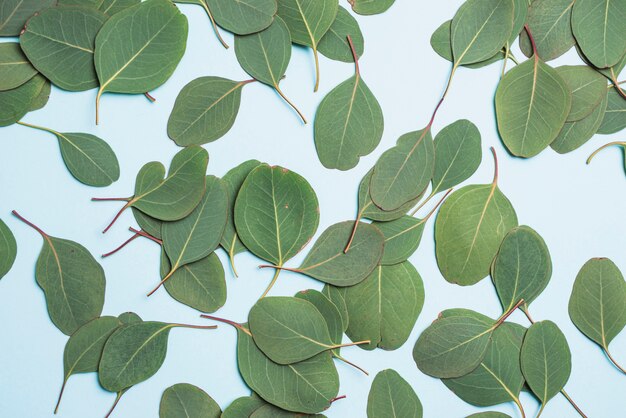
[159,383,221,418]
[345,262,424,350]
[0,42,37,91]
[20,6,107,91]
[0,218,17,280]
[0,0,56,36]
[367,369,422,418]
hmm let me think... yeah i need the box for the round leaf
[367,369,422,418]
[0,219,17,280]
[0,42,37,91]
[160,383,221,418]
[374,216,425,266]
[0,74,46,127]
[550,92,608,154]
[207,0,276,35]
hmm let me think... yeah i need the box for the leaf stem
[260,267,282,298]
[170,323,217,330]
[343,212,363,253]
[128,227,162,245]
[587,141,626,165]
[494,298,524,327]
[200,314,251,336]
[144,92,156,103]
[53,377,68,414]
[313,48,321,92]
[199,0,229,49]
[524,24,539,59]
[333,353,369,375]
[147,266,176,297]
[610,70,626,99]
[409,187,452,218]
[561,389,588,418]
[347,35,360,77]
[12,210,49,238]
[91,197,132,202]
[490,147,499,186]
[104,391,124,418]
[102,233,141,258]
[331,339,370,349]
[513,396,526,418]
[329,395,347,404]
[274,85,307,124]
[604,347,626,374]
[95,88,103,125]
[228,238,239,278]
[17,120,59,136]
[409,189,435,217]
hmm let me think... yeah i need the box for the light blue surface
[1,1,625,417]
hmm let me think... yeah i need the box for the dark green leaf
[467,413,511,418]
[0,74,46,127]
[20,6,107,91]
[0,42,37,91]
[207,0,276,35]
[0,0,56,36]
[598,88,626,134]
[374,216,425,265]
[27,77,51,112]
[556,65,608,121]
[357,170,421,222]
[222,393,267,418]
[367,369,422,418]
[0,218,17,280]
[322,284,348,331]
[160,383,221,418]
[345,262,424,350]
[350,0,395,16]
[551,92,608,154]
[519,0,575,61]
[296,289,343,346]
[250,404,325,418]
[318,6,364,62]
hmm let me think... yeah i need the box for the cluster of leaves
[431,0,626,163]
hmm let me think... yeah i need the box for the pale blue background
[1,1,625,417]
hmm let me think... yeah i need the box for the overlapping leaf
[159,383,221,418]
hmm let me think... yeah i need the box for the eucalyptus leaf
[572,0,626,69]
[350,0,394,16]
[551,92,608,154]
[598,88,626,135]
[435,153,518,286]
[314,35,383,170]
[345,262,424,350]
[318,6,364,62]
[373,216,425,266]
[569,258,626,372]
[357,170,421,222]
[451,0,515,66]
[519,0,575,61]
[118,311,142,325]
[94,0,189,123]
[0,42,37,91]
[160,383,221,418]
[443,323,526,408]
[322,284,348,331]
[96,146,208,232]
[556,65,608,121]
[496,56,572,158]
[294,221,384,287]
[367,369,422,418]
[160,251,226,313]
[17,121,120,187]
[97,0,141,15]
[222,393,267,418]
[251,404,325,418]
[0,74,46,127]
[132,208,163,240]
[492,225,552,312]
[413,309,497,378]
[207,0,276,35]
[157,175,228,293]
[234,164,319,295]
[370,128,435,211]
[220,159,261,275]
[0,219,17,280]
[277,0,338,91]
[55,316,122,413]
[99,321,214,392]
[0,0,56,36]
[27,77,51,112]
[13,211,105,336]
[249,297,350,364]
[520,320,572,412]
[20,6,107,91]
[168,76,252,146]
[296,290,343,346]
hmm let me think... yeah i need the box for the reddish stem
[91,197,131,202]
[102,233,141,258]
[495,298,524,326]
[53,378,67,414]
[200,315,251,335]
[258,264,302,274]
[346,35,360,76]
[343,212,363,254]
[128,227,162,245]
[524,24,539,59]
[12,210,49,238]
[104,391,124,418]
[330,395,347,404]
[144,92,156,103]
[101,201,132,234]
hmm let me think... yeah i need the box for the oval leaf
[350,0,395,16]
[160,383,221,418]
[0,42,37,91]
[519,0,576,61]
[598,88,626,135]
[367,369,422,418]
[318,6,364,63]
[0,218,17,280]
[0,0,56,36]
[207,0,276,35]
[0,74,46,127]
[551,92,608,154]
[374,216,425,266]
[556,65,608,121]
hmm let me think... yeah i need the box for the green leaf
[13,211,105,335]
[370,128,435,211]
[132,208,163,240]
[235,323,339,414]
[56,316,122,413]
[318,6,364,62]
[431,119,482,194]
[0,74,46,127]
[97,0,141,16]
[168,76,251,146]
[20,6,107,91]
[249,296,344,364]
[160,251,226,313]
[373,216,425,266]
[0,42,37,91]
[598,88,626,135]
[234,164,319,268]
[451,0,515,66]
[314,36,383,171]
[322,284,348,331]
[350,0,395,16]
[0,0,56,36]
[220,159,261,274]
[467,413,511,418]
[99,146,208,232]
[569,258,626,368]
[492,225,552,312]
[99,321,212,392]
[95,0,188,123]
[118,311,142,324]
[556,65,608,121]
[0,218,17,280]
[367,369,422,418]
[496,56,572,157]
[158,175,228,292]
[222,393,267,418]
[572,0,626,69]
[296,290,343,346]
[17,121,120,187]
[520,320,571,410]
[345,262,424,350]
[357,170,421,222]
[277,0,338,91]
[27,77,51,112]
[206,0,276,35]
[413,309,497,378]
[519,0,575,61]
[550,92,608,154]
[435,155,518,286]
[443,323,526,408]
[295,221,384,287]
[250,404,325,418]
[160,383,221,418]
